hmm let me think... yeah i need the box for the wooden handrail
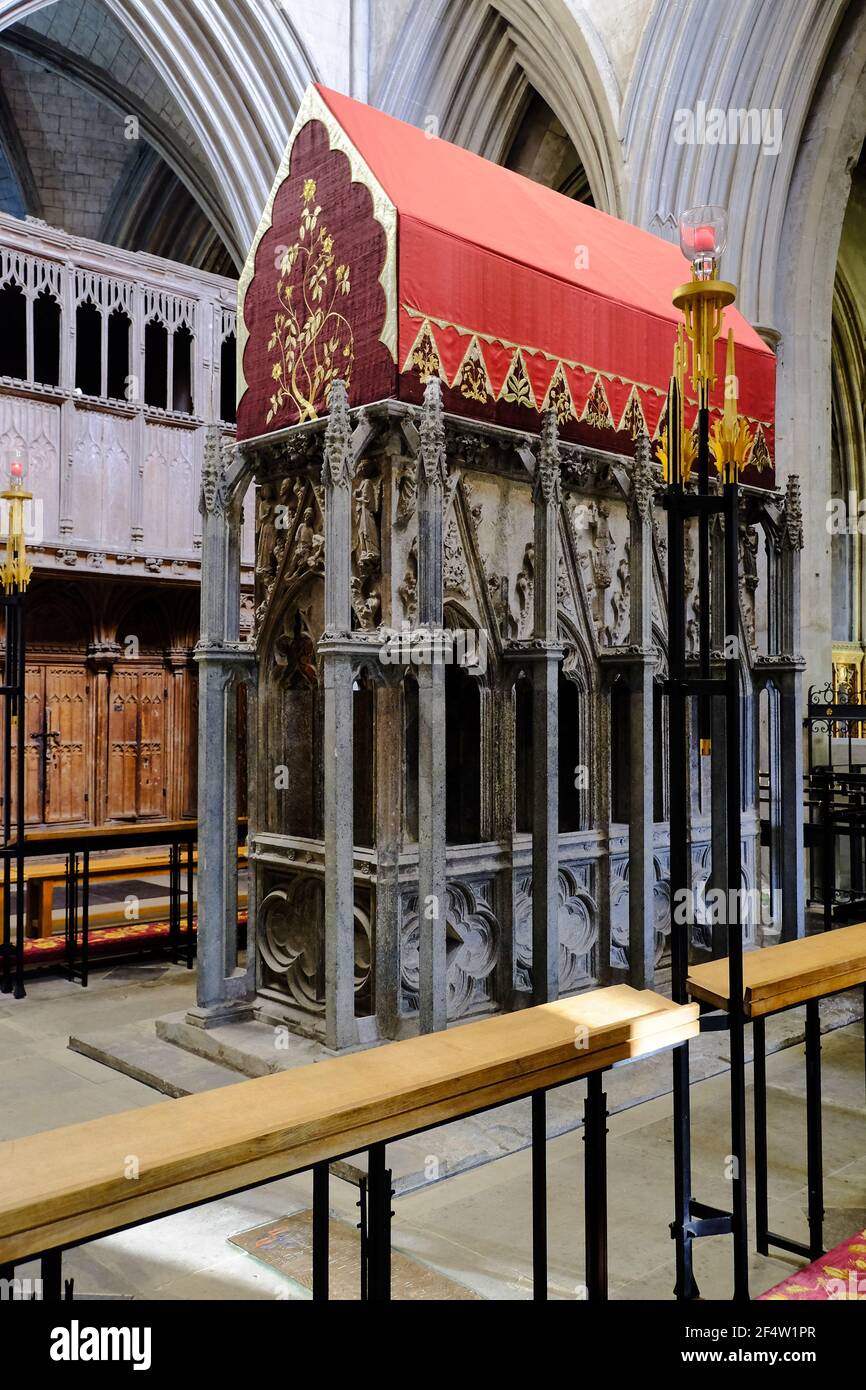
[687,921,866,1017]
[0,984,697,1265]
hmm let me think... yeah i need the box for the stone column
[191,427,255,1025]
[776,476,806,941]
[320,381,359,1050]
[416,378,448,1033]
[625,433,658,989]
[529,410,563,1004]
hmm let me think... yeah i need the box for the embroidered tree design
[266,178,354,425]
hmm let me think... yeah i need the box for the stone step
[69,1020,242,1098]
[154,1010,335,1076]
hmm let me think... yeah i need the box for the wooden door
[138,672,166,818]
[44,665,89,823]
[6,664,90,826]
[107,666,168,820]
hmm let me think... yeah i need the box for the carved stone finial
[419,376,447,488]
[321,378,354,489]
[534,409,562,506]
[631,430,655,525]
[779,473,804,551]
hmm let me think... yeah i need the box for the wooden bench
[17,844,248,939]
[687,922,866,1265]
[0,842,248,939]
[0,984,698,1301]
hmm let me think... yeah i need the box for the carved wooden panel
[142,425,196,556]
[107,668,140,819]
[138,671,167,819]
[107,666,167,820]
[9,664,91,825]
[0,397,61,540]
[44,666,89,823]
[71,410,134,549]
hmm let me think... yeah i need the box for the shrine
[0,0,864,1338]
[192,87,802,1060]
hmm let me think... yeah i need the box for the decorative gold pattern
[543,362,576,424]
[710,413,754,479]
[581,376,614,430]
[656,423,698,482]
[749,422,772,474]
[400,308,772,439]
[618,386,648,439]
[238,85,398,406]
[265,179,354,425]
[454,336,492,403]
[406,319,442,382]
[501,349,536,409]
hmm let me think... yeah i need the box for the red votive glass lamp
[679,205,728,280]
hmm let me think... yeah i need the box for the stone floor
[2,962,865,1300]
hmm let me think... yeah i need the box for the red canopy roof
[238,84,775,479]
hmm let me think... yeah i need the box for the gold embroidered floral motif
[266,178,354,426]
[544,363,575,423]
[409,322,442,381]
[619,388,648,439]
[501,350,535,409]
[749,422,771,473]
[454,337,490,403]
[581,376,614,430]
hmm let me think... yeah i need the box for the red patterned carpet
[758,1229,866,1300]
[22,914,248,964]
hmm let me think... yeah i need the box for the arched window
[220,332,237,424]
[0,282,26,379]
[33,289,61,387]
[107,308,132,401]
[172,323,194,413]
[273,611,322,840]
[75,301,101,396]
[445,662,482,844]
[558,674,582,832]
[144,319,168,408]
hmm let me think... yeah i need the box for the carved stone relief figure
[395,462,416,525]
[352,460,382,576]
[443,516,470,597]
[351,576,381,630]
[515,541,534,636]
[255,481,279,586]
[288,506,325,578]
[610,540,631,644]
[740,523,759,648]
[557,551,575,616]
[399,535,418,618]
[571,497,615,643]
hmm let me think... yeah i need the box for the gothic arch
[376,0,622,212]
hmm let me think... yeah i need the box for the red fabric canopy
[238,84,775,481]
